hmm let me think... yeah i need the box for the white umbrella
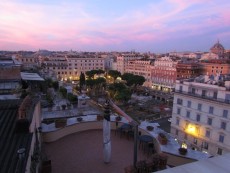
[103,101,111,163]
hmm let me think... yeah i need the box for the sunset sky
[0,0,230,52]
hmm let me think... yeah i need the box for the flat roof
[21,72,45,81]
[158,153,230,173]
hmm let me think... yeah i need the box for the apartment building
[176,62,201,79]
[151,57,177,92]
[15,52,38,70]
[171,75,230,156]
[0,56,21,94]
[126,59,152,87]
[116,54,143,74]
[43,54,105,80]
[200,60,230,76]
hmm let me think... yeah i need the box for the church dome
[211,41,224,50]
[210,40,225,56]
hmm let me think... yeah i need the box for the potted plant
[158,133,168,145]
[178,148,187,155]
[147,126,154,131]
[55,119,67,128]
[97,115,103,121]
[77,117,83,122]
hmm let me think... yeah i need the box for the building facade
[116,54,143,74]
[42,54,105,81]
[151,57,177,92]
[171,75,230,156]
[176,62,201,79]
[200,60,230,76]
[0,56,21,94]
[125,60,152,87]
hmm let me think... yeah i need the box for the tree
[79,72,86,92]
[108,70,121,82]
[52,81,59,91]
[107,83,131,103]
[86,79,95,89]
[59,86,67,98]
[95,77,106,85]
[114,88,132,103]
[86,69,105,79]
[96,69,105,74]
[86,70,96,79]
[121,73,145,86]
[67,93,77,103]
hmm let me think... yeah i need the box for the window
[219,134,224,143]
[192,88,195,94]
[177,108,181,115]
[217,148,222,155]
[184,134,187,140]
[205,129,210,138]
[193,138,197,145]
[223,110,228,118]
[175,129,179,135]
[213,92,217,99]
[186,111,190,118]
[202,90,206,97]
[177,98,183,105]
[187,101,191,108]
[179,86,182,92]
[207,118,212,125]
[203,142,209,150]
[196,114,201,122]
[176,118,180,125]
[209,106,214,114]
[221,122,226,130]
[198,103,202,111]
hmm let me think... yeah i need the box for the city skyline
[0,0,230,53]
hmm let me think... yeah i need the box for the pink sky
[0,0,230,52]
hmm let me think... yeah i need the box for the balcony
[175,90,230,104]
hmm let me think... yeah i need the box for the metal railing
[175,90,230,104]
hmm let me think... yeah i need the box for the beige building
[126,60,152,87]
[171,75,230,156]
[116,54,143,74]
[43,54,105,81]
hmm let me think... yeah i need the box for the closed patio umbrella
[103,100,111,163]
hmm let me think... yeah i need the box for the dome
[210,40,225,56]
[211,41,224,50]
